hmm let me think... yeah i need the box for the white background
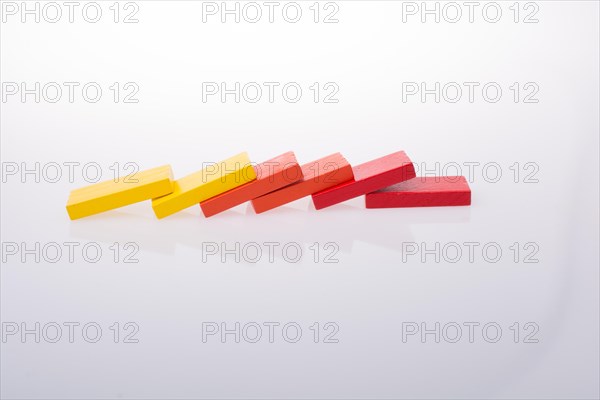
[1,1,599,399]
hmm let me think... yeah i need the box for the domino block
[152,152,256,219]
[66,165,174,220]
[251,153,353,214]
[200,151,303,217]
[365,176,471,208]
[311,151,416,210]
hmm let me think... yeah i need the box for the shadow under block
[200,151,303,217]
[365,176,472,208]
[66,165,174,220]
[152,152,256,219]
[311,151,416,210]
[251,152,354,214]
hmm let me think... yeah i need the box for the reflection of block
[251,153,353,214]
[152,152,256,219]
[200,151,303,217]
[66,165,174,220]
[312,151,416,210]
[365,176,471,208]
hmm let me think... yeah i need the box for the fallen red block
[311,151,416,210]
[365,176,471,208]
[200,151,303,217]
[251,153,354,214]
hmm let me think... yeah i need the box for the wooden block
[251,153,353,214]
[200,151,303,217]
[311,151,416,210]
[152,152,256,219]
[66,165,174,220]
[365,176,471,208]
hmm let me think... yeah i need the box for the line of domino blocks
[65,150,471,220]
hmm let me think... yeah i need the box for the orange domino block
[251,153,353,214]
[200,152,303,217]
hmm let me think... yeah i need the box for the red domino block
[311,151,416,210]
[200,151,303,217]
[251,153,354,214]
[365,176,471,208]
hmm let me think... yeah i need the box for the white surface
[1,1,599,399]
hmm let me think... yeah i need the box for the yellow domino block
[66,165,174,220]
[152,152,256,219]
